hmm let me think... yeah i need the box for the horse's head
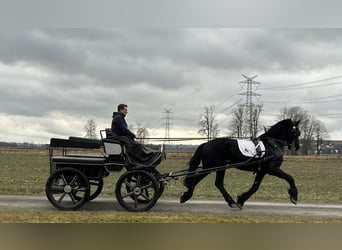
[260,119,301,151]
[286,120,301,151]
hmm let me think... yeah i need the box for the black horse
[180,119,301,209]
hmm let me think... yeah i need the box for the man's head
[117,104,128,116]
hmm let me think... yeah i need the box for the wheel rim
[46,168,90,210]
[74,179,104,201]
[115,170,159,212]
[88,179,104,200]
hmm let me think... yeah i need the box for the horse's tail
[189,143,205,171]
[184,143,205,187]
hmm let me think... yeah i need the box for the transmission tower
[238,74,262,138]
[162,109,173,144]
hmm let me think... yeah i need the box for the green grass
[1,150,342,223]
[0,154,49,194]
[1,210,341,223]
[1,153,342,204]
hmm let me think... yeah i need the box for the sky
[1,28,342,144]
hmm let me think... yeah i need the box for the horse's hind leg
[215,170,236,207]
[268,168,298,205]
[180,173,208,203]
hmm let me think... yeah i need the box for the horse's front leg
[268,168,298,205]
[237,171,266,209]
[215,170,236,207]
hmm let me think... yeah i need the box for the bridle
[286,125,301,150]
[261,125,301,151]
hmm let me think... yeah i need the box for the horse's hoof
[236,196,244,209]
[228,203,238,208]
[229,203,242,210]
[236,203,243,210]
[288,189,298,205]
[180,194,191,203]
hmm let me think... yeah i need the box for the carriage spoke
[69,175,79,186]
[74,187,86,193]
[60,174,68,185]
[140,190,150,201]
[51,185,64,191]
[125,179,134,189]
[136,175,142,186]
[122,190,134,199]
[68,193,77,204]
[134,196,139,208]
[140,183,153,190]
[57,192,67,204]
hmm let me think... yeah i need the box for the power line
[261,75,342,91]
[264,94,342,105]
[315,113,342,119]
[215,84,245,108]
[220,98,242,113]
[266,81,342,91]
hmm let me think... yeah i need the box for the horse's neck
[259,131,287,142]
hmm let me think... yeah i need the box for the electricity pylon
[162,109,173,144]
[238,74,262,138]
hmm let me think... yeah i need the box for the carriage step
[51,156,106,164]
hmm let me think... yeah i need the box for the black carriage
[45,129,165,212]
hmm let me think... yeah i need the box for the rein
[261,137,287,147]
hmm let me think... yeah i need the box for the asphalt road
[1,194,342,219]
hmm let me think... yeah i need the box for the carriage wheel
[125,169,164,203]
[74,179,104,201]
[88,179,104,201]
[45,168,90,210]
[154,170,165,199]
[115,170,160,212]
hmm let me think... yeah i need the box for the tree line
[84,105,328,156]
[197,105,327,155]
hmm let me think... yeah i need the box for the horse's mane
[258,119,293,139]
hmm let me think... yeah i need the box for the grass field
[1,148,342,203]
[0,148,342,223]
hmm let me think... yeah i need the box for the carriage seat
[50,137,102,149]
[104,128,115,139]
[68,136,103,145]
[101,129,126,155]
[101,128,164,168]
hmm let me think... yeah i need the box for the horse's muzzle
[294,138,300,151]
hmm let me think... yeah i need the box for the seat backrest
[100,128,115,140]
[106,128,115,139]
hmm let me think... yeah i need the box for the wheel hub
[133,187,142,196]
[64,185,72,193]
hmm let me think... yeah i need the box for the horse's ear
[294,120,300,126]
[264,126,267,133]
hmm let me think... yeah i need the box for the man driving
[111,104,136,140]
